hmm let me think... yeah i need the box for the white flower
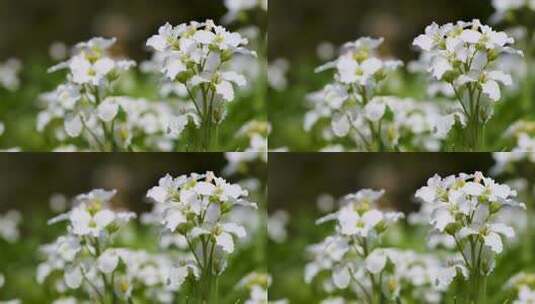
[0,210,22,243]
[267,210,289,243]
[318,189,403,238]
[215,71,247,102]
[515,286,535,304]
[0,58,22,91]
[97,249,120,273]
[97,99,119,122]
[48,189,136,238]
[214,222,247,253]
[365,249,387,274]
[64,265,83,289]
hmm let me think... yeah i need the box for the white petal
[431,57,452,80]
[194,181,216,195]
[361,58,383,75]
[482,79,501,102]
[164,208,186,232]
[216,232,235,253]
[94,58,115,76]
[147,35,167,51]
[94,210,115,228]
[216,81,235,101]
[222,223,246,238]
[65,115,83,137]
[488,71,512,86]
[362,209,383,227]
[460,30,482,43]
[332,266,350,289]
[462,182,485,196]
[222,71,246,86]
[484,231,503,253]
[64,266,83,289]
[364,101,386,122]
[431,206,454,232]
[97,101,119,122]
[365,250,387,274]
[413,34,434,51]
[490,223,514,238]
[331,114,350,137]
[167,266,189,289]
[97,250,119,274]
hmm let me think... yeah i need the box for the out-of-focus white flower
[492,121,535,175]
[49,193,69,213]
[268,58,290,91]
[49,189,136,238]
[222,0,267,24]
[0,210,22,243]
[506,273,535,304]
[39,37,145,151]
[490,0,535,23]
[49,42,68,61]
[0,58,22,91]
[49,37,135,87]
[317,41,336,61]
[267,210,289,243]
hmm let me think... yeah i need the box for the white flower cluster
[146,19,253,118]
[415,172,525,284]
[0,210,21,243]
[305,189,413,302]
[413,19,522,124]
[36,189,151,302]
[506,272,535,304]
[0,58,22,91]
[38,38,140,151]
[146,172,256,255]
[305,93,454,151]
[306,38,462,151]
[38,92,191,151]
